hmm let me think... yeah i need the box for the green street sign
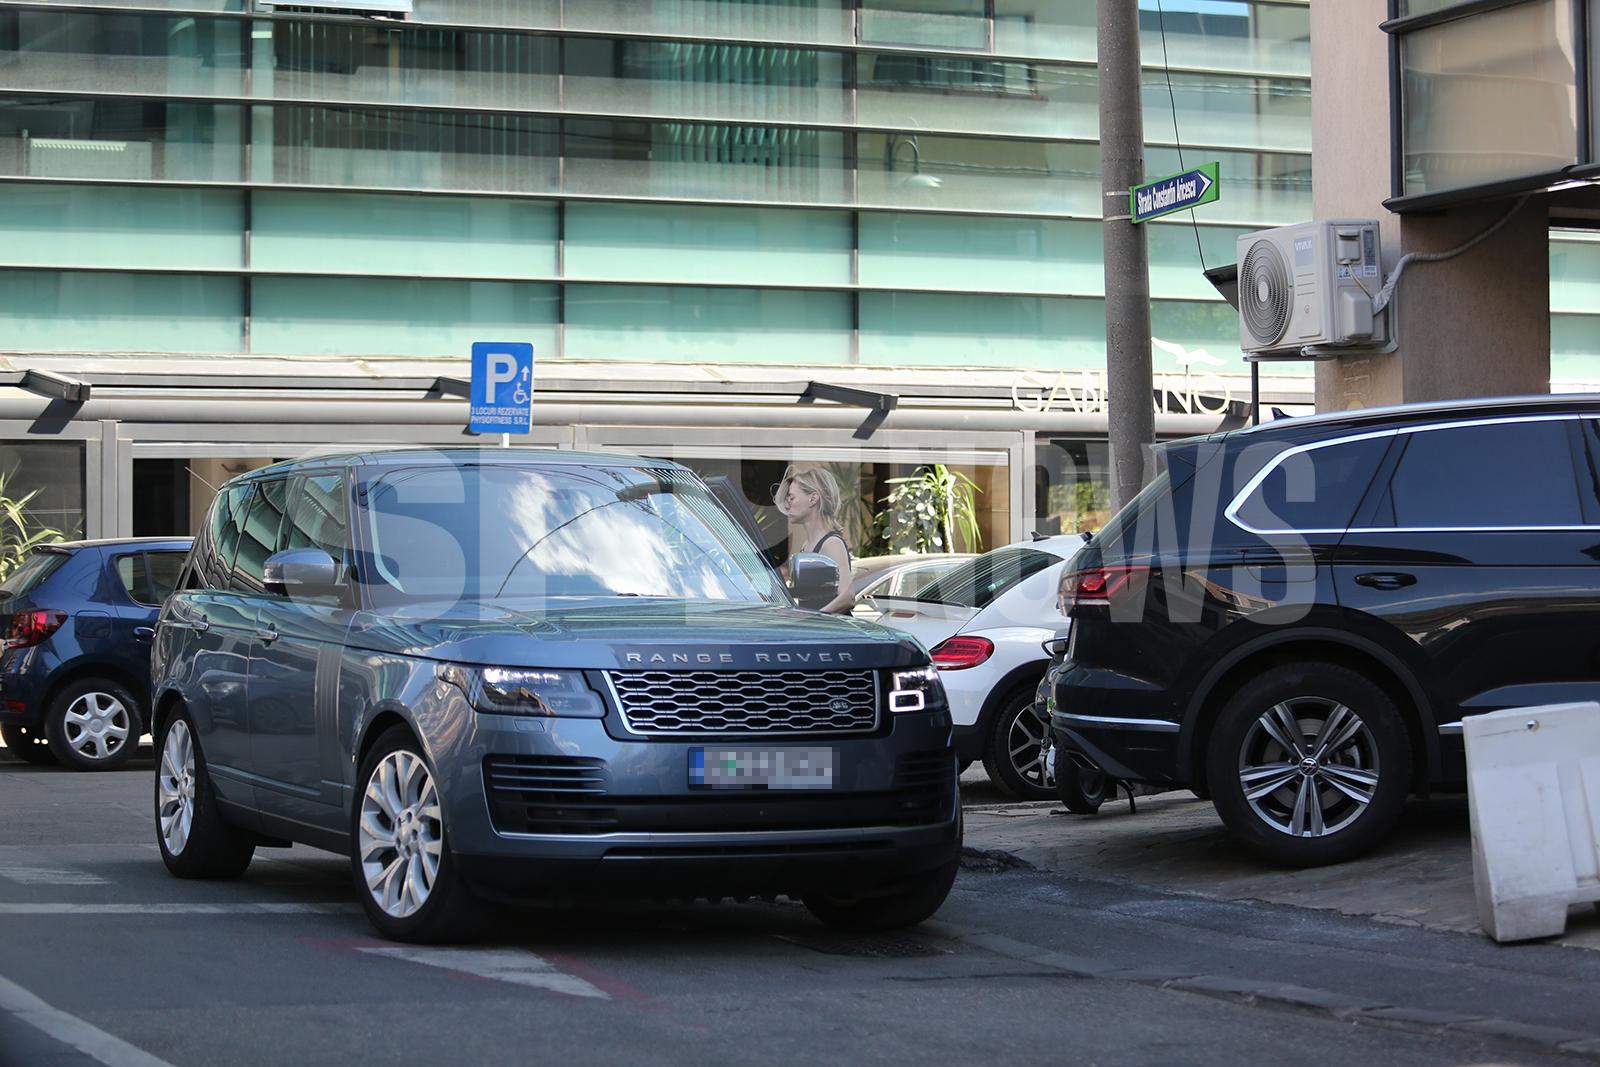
[1129,162,1220,224]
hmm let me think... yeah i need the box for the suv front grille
[605,669,879,737]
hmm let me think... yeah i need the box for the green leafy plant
[877,464,982,555]
[0,471,64,583]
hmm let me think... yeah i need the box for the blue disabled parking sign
[469,341,534,435]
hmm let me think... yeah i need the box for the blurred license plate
[689,748,834,790]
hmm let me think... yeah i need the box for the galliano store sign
[1010,369,1236,416]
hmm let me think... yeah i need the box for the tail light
[5,609,66,650]
[1058,566,1150,611]
[929,635,994,670]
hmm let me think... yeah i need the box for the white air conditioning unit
[1236,220,1385,355]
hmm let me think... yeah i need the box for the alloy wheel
[359,750,443,920]
[1008,703,1055,790]
[1237,697,1380,838]
[158,720,196,855]
[63,691,131,761]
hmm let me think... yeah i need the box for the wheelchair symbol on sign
[511,366,531,405]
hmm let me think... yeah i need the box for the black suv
[1052,395,1600,865]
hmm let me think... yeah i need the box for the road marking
[358,946,611,999]
[0,971,176,1067]
[0,902,359,915]
[0,865,109,886]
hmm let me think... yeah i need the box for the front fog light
[440,665,605,718]
[889,665,947,714]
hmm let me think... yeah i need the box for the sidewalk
[961,786,1600,951]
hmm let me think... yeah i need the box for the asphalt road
[3,749,1599,1067]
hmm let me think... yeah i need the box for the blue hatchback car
[0,538,192,770]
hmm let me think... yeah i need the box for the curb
[921,921,1600,1061]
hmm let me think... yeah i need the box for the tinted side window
[282,472,350,573]
[195,486,250,590]
[1234,437,1389,533]
[912,548,1058,608]
[1384,421,1582,528]
[231,479,289,593]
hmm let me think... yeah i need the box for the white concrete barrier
[1464,702,1600,942]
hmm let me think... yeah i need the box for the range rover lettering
[150,449,960,942]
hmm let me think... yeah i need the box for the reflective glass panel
[0,96,244,182]
[1400,0,1578,197]
[0,441,84,541]
[860,56,1309,149]
[0,270,242,352]
[258,105,559,194]
[564,202,852,285]
[992,1,1309,77]
[861,0,987,49]
[564,119,848,205]
[251,277,557,357]
[0,9,245,97]
[0,184,243,270]
[251,191,558,278]
[564,284,852,362]
[564,37,850,126]
[263,21,557,110]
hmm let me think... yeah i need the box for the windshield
[897,547,1060,609]
[357,464,784,605]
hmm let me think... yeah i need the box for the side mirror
[789,551,840,611]
[1041,635,1071,659]
[264,547,339,597]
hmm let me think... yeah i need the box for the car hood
[345,597,926,670]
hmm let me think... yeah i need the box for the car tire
[2,724,58,765]
[1055,749,1113,815]
[45,677,142,771]
[351,726,484,944]
[1207,662,1411,868]
[803,858,959,933]
[155,708,256,879]
[982,686,1055,801]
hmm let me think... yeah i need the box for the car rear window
[900,547,1059,609]
[0,548,68,596]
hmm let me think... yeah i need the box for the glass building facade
[0,0,1315,366]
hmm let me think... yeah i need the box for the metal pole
[1099,0,1154,512]
[1250,361,1261,425]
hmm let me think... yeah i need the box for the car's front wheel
[351,727,483,943]
[982,687,1056,801]
[1207,662,1411,867]
[1,724,58,765]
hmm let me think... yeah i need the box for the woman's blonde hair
[782,463,845,540]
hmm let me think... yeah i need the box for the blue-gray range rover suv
[150,448,960,942]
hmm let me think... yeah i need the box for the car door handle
[133,626,155,641]
[168,616,209,633]
[255,625,279,644]
[1354,572,1417,590]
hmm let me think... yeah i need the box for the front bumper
[434,705,962,900]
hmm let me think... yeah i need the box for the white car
[867,535,1085,800]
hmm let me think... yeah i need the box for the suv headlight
[440,665,605,718]
[889,665,948,714]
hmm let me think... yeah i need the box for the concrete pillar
[1311,0,1551,412]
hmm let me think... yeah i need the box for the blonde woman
[773,463,853,614]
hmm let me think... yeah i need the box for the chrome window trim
[1224,413,1600,536]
